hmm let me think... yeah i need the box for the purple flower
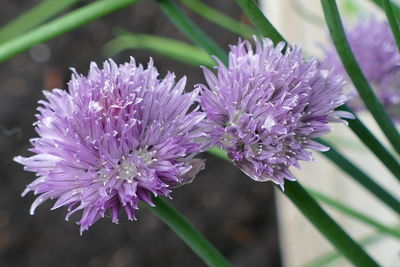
[15,58,206,233]
[198,38,352,188]
[322,18,400,120]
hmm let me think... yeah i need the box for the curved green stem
[0,0,141,63]
[369,0,400,18]
[0,0,83,43]
[284,182,379,266]
[383,0,400,52]
[103,31,215,67]
[337,105,400,181]
[208,147,378,266]
[156,0,228,64]
[148,197,232,267]
[289,0,325,26]
[308,188,400,240]
[317,138,400,214]
[305,230,387,267]
[321,0,400,156]
[179,0,256,39]
[235,0,287,47]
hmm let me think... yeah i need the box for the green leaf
[289,0,324,26]
[317,138,400,214]
[283,182,379,267]
[208,147,379,266]
[156,0,228,65]
[148,197,232,267]
[321,0,400,156]
[103,31,215,67]
[179,0,256,39]
[307,188,400,240]
[383,0,400,52]
[368,0,400,18]
[337,105,400,182]
[304,228,398,267]
[0,0,83,43]
[235,0,287,47]
[0,0,141,63]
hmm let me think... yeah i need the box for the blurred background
[0,0,399,266]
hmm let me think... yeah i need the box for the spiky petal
[198,38,352,188]
[15,58,206,233]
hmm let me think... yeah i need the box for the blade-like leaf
[156,0,228,64]
[304,227,398,267]
[368,0,400,18]
[308,188,400,240]
[382,0,400,52]
[0,0,141,63]
[235,0,287,47]
[317,138,400,214]
[149,197,232,267]
[0,0,83,43]
[208,147,379,266]
[337,105,400,181]
[179,0,256,39]
[103,31,215,67]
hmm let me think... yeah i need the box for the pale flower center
[221,133,235,147]
[117,159,139,183]
[98,148,156,183]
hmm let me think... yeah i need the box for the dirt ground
[0,0,281,266]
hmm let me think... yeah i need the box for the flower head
[322,18,400,120]
[198,38,352,188]
[15,58,206,232]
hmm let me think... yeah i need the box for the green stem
[305,231,386,267]
[179,0,256,39]
[383,0,400,52]
[308,188,400,240]
[288,0,325,26]
[321,0,400,156]
[235,0,287,47]
[317,138,400,214]
[0,0,83,43]
[155,0,228,64]
[103,31,215,67]
[148,197,232,267]
[337,105,400,181]
[0,0,141,63]
[369,0,400,18]
[284,182,379,266]
[208,147,378,266]
[307,225,400,267]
